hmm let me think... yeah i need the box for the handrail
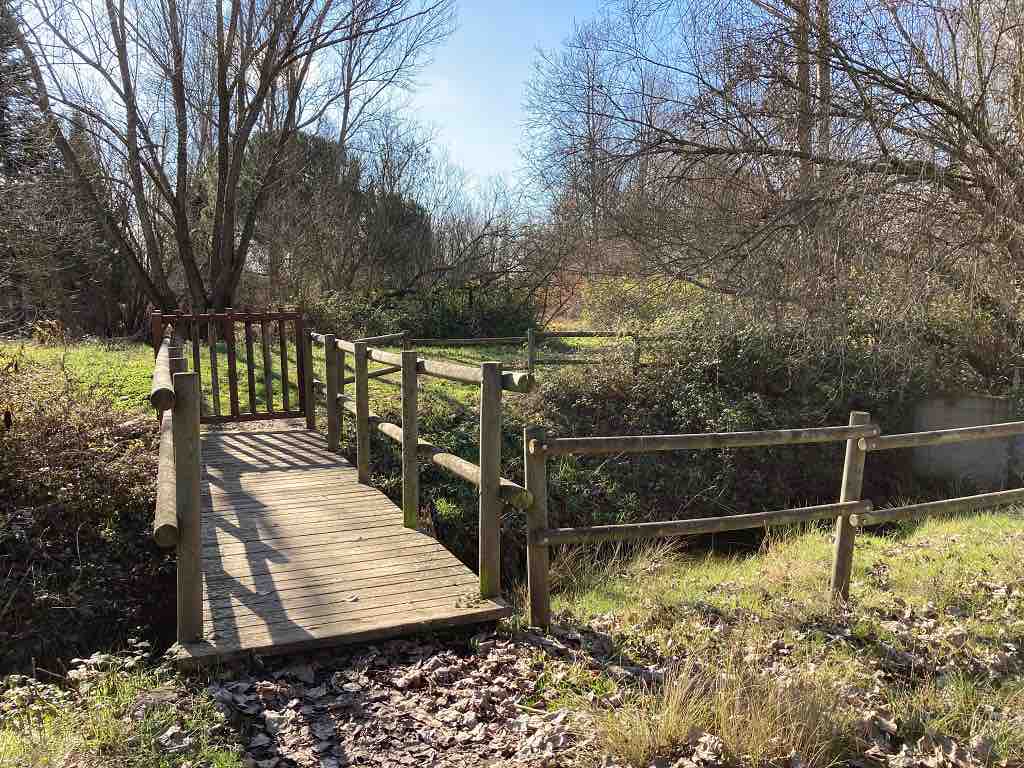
[861,420,1024,451]
[851,488,1024,526]
[149,337,175,412]
[536,500,871,546]
[325,391,533,508]
[153,409,178,547]
[533,423,880,456]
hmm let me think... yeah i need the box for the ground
[1,340,1022,767]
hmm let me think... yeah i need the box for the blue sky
[410,1,602,184]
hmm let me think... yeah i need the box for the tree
[1,0,454,311]
[525,0,1024,321]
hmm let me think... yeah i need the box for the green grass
[542,511,1024,766]
[0,651,242,768]
[1,341,155,411]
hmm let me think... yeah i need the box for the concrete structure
[911,395,1019,490]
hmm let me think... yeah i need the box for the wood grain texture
[177,428,509,664]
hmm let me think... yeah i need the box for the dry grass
[598,654,857,768]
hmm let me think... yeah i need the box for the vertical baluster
[261,320,273,412]
[478,361,503,598]
[278,313,290,413]
[244,318,257,415]
[225,308,240,418]
[208,317,221,416]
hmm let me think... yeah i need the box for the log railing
[521,413,1024,628]
[305,329,535,598]
[149,333,203,644]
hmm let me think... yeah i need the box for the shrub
[302,285,538,339]
[0,350,171,674]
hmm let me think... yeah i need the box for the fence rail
[521,413,1024,629]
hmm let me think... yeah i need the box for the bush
[0,349,171,674]
[302,285,538,339]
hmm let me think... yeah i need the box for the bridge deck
[172,428,510,663]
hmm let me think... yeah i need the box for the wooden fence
[150,309,308,423]
[306,330,535,598]
[520,414,1024,628]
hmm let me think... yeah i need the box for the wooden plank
[244,321,257,415]
[204,556,463,592]
[205,584,484,631]
[260,320,274,412]
[203,541,446,580]
[170,600,511,666]
[207,319,221,416]
[200,412,302,424]
[278,315,290,413]
[225,310,240,418]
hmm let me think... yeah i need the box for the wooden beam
[535,500,872,546]
[861,420,1024,451]
[535,424,880,456]
[150,338,174,412]
[851,487,1024,527]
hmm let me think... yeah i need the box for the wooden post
[260,320,274,413]
[526,328,536,373]
[150,311,164,354]
[172,371,202,643]
[524,425,550,628]
[325,334,340,451]
[278,313,290,412]
[354,341,370,484]
[244,320,257,415]
[207,318,221,416]
[830,410,870,600]
[401,350,419,528]
[338,347,346,435]
[479,361,503,598]
[302,326,315,430]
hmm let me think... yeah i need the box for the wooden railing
[150,309,308,424]
[149,333,203,644]
[521,413,1024,628]
[305,330,535,599]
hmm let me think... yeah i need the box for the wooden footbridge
[149,309,1024,663]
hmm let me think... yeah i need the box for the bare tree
[2,0,453,310]
[525,0,1024,322]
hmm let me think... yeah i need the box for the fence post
[524,426,550,628]
[325,334,340,451]
[302,326,316,430]
[354,341,370,484]
[830,410,870,600]
[172,371,202,643]
[479,361,503,598]
[401,350,419,528]
[526,329,536,373]
[150,311,164,354]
